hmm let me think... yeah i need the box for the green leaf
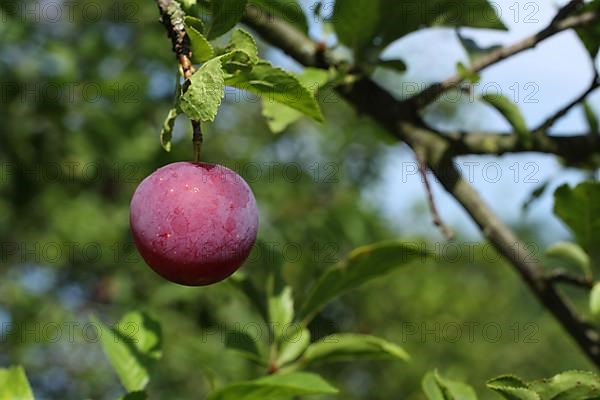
[180,57,225,122]
[0,366,34,400]
[486,375,539,400]
[120,392,148,400]
[180,0,197,8]
[482,94,529,142]
[226,29,259,64]
[302,334,409,366]
[207,0,248,40]
[546,242,592,279]
[591,283,600,317]
[92,312,162,392]
[226,61,323,122]
[262,68,329,133]
[334,0,505,55]
[248,0,308,34]
[184,15,205,34]
[207,372,338,400]
[528,370,600,399]
[522,180,551,212]
[298,241,430,324]
[225,330,266,365]
[584,101,599,134]
[554,181,600,267]
[220,29,260,74]
[577,1,600,57]
[422,370,478,400]
[185,17,214,63]
[456,62,480,84]
[160,107,180,152]
[269,285,294,342]
[457,33,502,61]
[333,0,381,53]
[276,326,311,367]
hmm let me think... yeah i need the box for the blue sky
[338,0,598,243]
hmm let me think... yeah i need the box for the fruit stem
[192,121,203,162]
[155,0,203,162]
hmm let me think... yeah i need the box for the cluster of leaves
[0,237,439,398]
[544,181,600,316]
[161,0,330,150]
[423,369,600,400]
[87,241,427,398]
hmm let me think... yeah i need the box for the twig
[551,0,584,25]
[242,8,600,367]
[407,7,600,109]
[546,270,594,289]
[534,73,600,132]
[155,0,203,162]
[414,150,454,239]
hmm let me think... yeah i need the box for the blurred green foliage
[0,0,595,399]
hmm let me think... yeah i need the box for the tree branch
[546,270,594,289]
[243,8,600,367]
[534,73,599,132]
[444,129,600,162]
[155,0,203,161]
[408,6,600,109]
[551,0,584,25]
[414,150,454,240]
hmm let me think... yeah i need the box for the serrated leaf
[482,94,528,142]
[249,0,308,33]
[302,334,409,367]
[298,241,430,324]
[423,370,478,400]
[591,283,600,317]
[262,68,329,133]
[0,366,34,400]
[226,29,258,64]
[546,242,592,279]
[227,61,323,122]
[486,375,540,400]
[277,326,310,367]
[185,15,205,34]
[333,0,381,53]
[554,181,600,267]
[208,0,248,39]
[225,330,266,365]
[92,312,162,392]
[584,101,599,134]
[528,370,600,399]
[180,57,225,122]
[160,107,180,152]
[185,17,214,63]
[207,372,338,400]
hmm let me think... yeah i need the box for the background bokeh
[0,0,598,398]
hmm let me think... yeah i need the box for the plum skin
[130,162,258,286]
